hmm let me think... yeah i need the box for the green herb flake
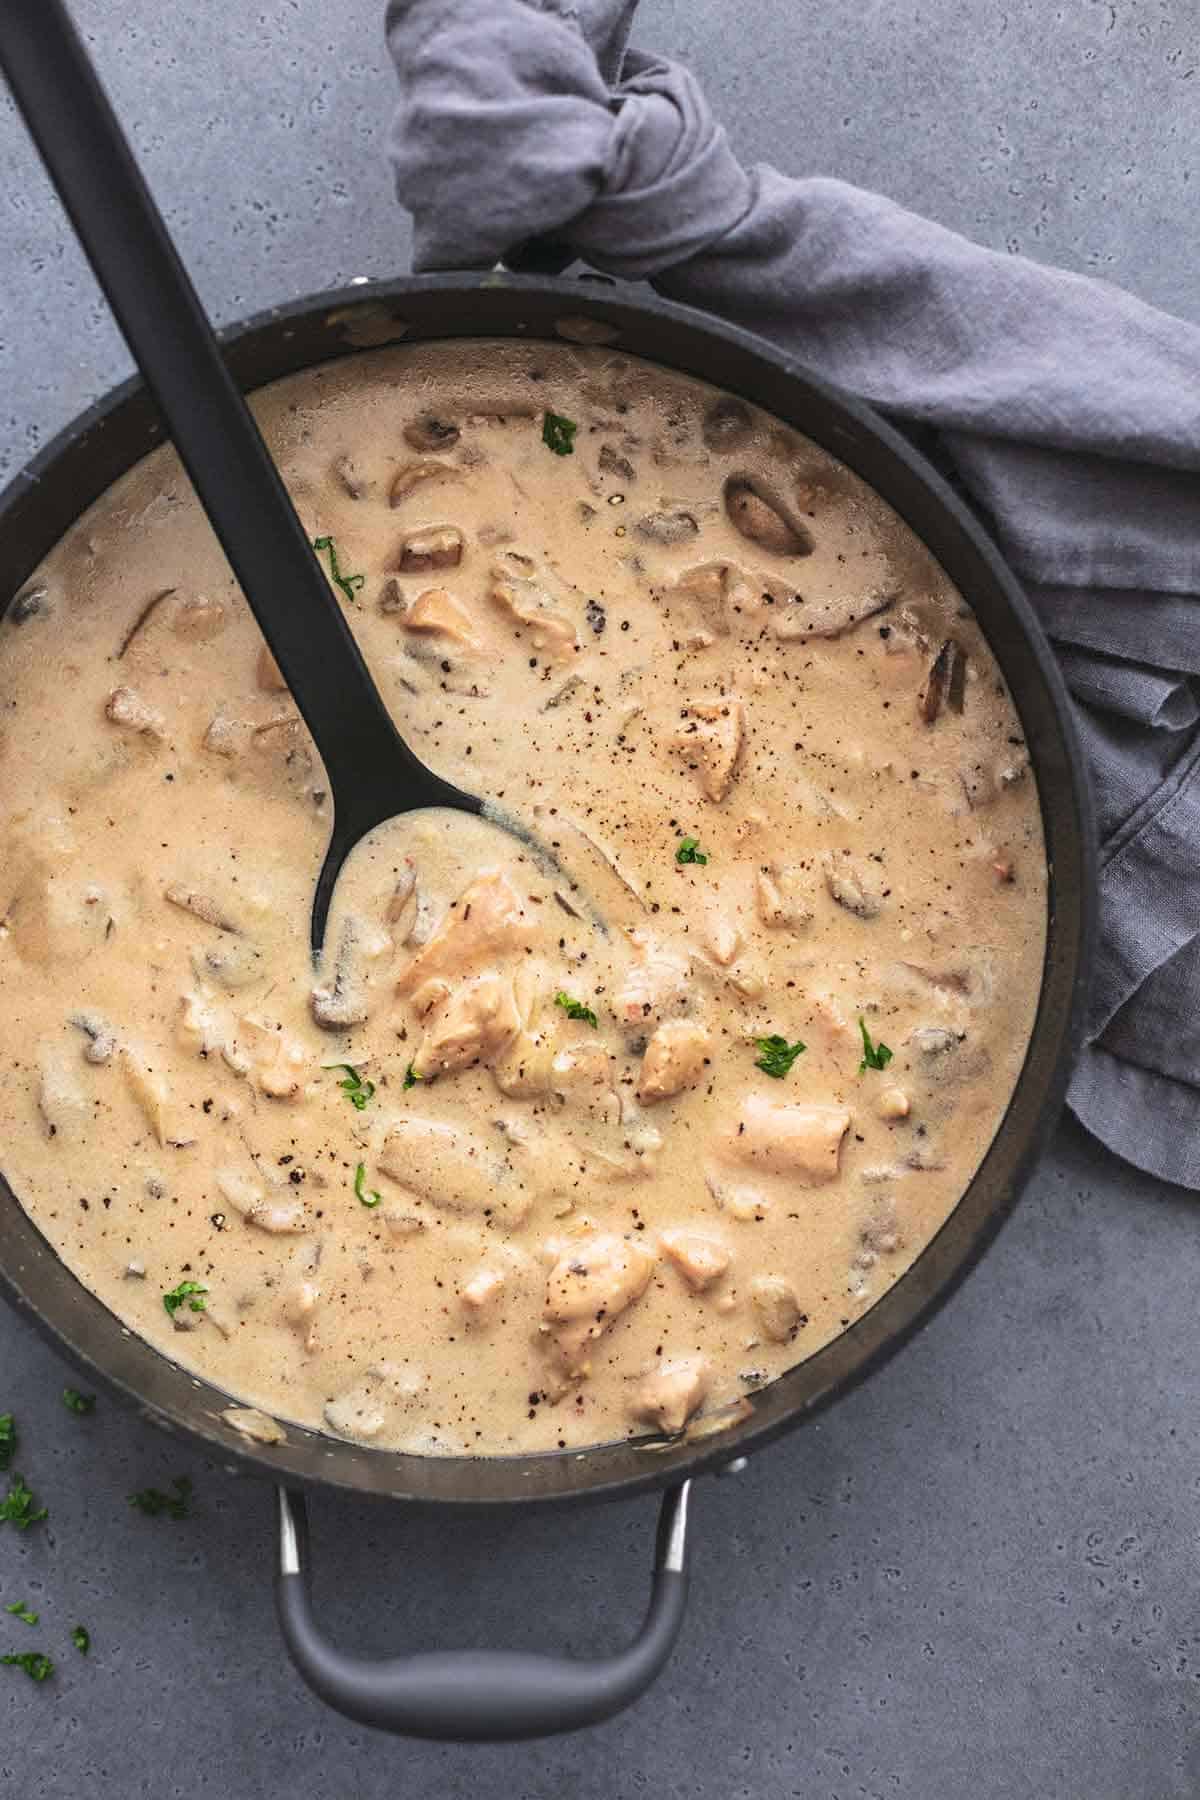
[753,1034,807,1080]
[675,837,709,866]
[403,1062,422,1091]
[313,534,366,606]
[162,1280,207,1320]
[0,1476,47,1532]
[2,1650,53,1683]
[5,1602,38,1627]
[128,1475,192,1521]
[554,990,599,1028]
[354,1162,382,1209]
[71,1626,90,1656]
[0,1414,15,1471]
[541,411,577,456]
[62,1387,95,1416]
[857,1017,894,1074]
[336,1065,376,1112]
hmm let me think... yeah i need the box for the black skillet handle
[274,1482,692,1741]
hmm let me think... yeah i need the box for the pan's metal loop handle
[274,1481,692,1741]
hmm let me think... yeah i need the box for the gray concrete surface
[1,2,1197,1794]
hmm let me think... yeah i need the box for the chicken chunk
[717,1093,851,1185]
[755,862,814,933]
[379,1116,531,1224]
[461,1267,506,1312]
[104,685,165,737]
[613,935,692,1027]
[543,1232,656,1375]
[489,563,578,664]
[631,1356,711,1435]
[671,699,744,803]
[659,1228,731,1292]
[637,1019,713,1103]
[396,869,528,1000]
[411,970,521,1078]
[403,586,482,650]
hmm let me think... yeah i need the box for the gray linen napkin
[385,0,1200,1188]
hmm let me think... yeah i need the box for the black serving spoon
[0,0,569,958]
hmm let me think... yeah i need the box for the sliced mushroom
[702,397,753,452]
[331,453,370,499]
[67,1009,117,1065]
[256,643,288,693]
[310,912,393,1029]
[396,525,464,573]
[634,508,699,546]
[403,415,460,454]
[163,882,243,934]
[389,458,460,508]
[750,1274,805,1342]
[723,477,812,557]
[919,638,967,724]
[821,851,883,920]
[598,443,636,482]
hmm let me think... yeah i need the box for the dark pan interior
[0,275,1095,1507]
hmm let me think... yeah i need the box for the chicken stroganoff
[0,339,1046,1455]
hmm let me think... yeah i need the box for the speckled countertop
[1,3,1198,1795]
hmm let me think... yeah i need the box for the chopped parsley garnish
[0,1475,47,1531]
[162,1280,207,1321]
[71,1626,90,1655]
[675,837,709,866]
[542,411,577,456]
[335,1065,375,1111]
[753,1034,807,1079]
[2,1650,53,1682]
[554,990,599,1028]
[62,1387,95,1416]
[0,1414,15,1471]
[128,1475,192,1520]
[354,1162,382,1209]
[857,1017,894,1073]
[403,1062,421,1091]
[313,534,366,605]
[5,1602,38,1626]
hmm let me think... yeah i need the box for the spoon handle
[0,0,402,797]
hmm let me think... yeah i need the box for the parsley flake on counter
[312,534,366,606]
[335,1065,375,1111]
[128,1475,192,1520]
[162,1280,207,1320]
[675,837,709,866]
[554,991,599,1028]
[857,1018,894,1073]
[0,1414,15,1471]
[2,1650,53,1683]
[61,1388,95,1416]
[403,1062,421,1091]
[71,1626,90,1655]
[753,1034,807,1079]
[354,1162,382,1209]
[542,410,577,456]
[5,1602,38,1626]
[0,1475,47,1532]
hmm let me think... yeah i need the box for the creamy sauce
[0,340,1045,1455]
